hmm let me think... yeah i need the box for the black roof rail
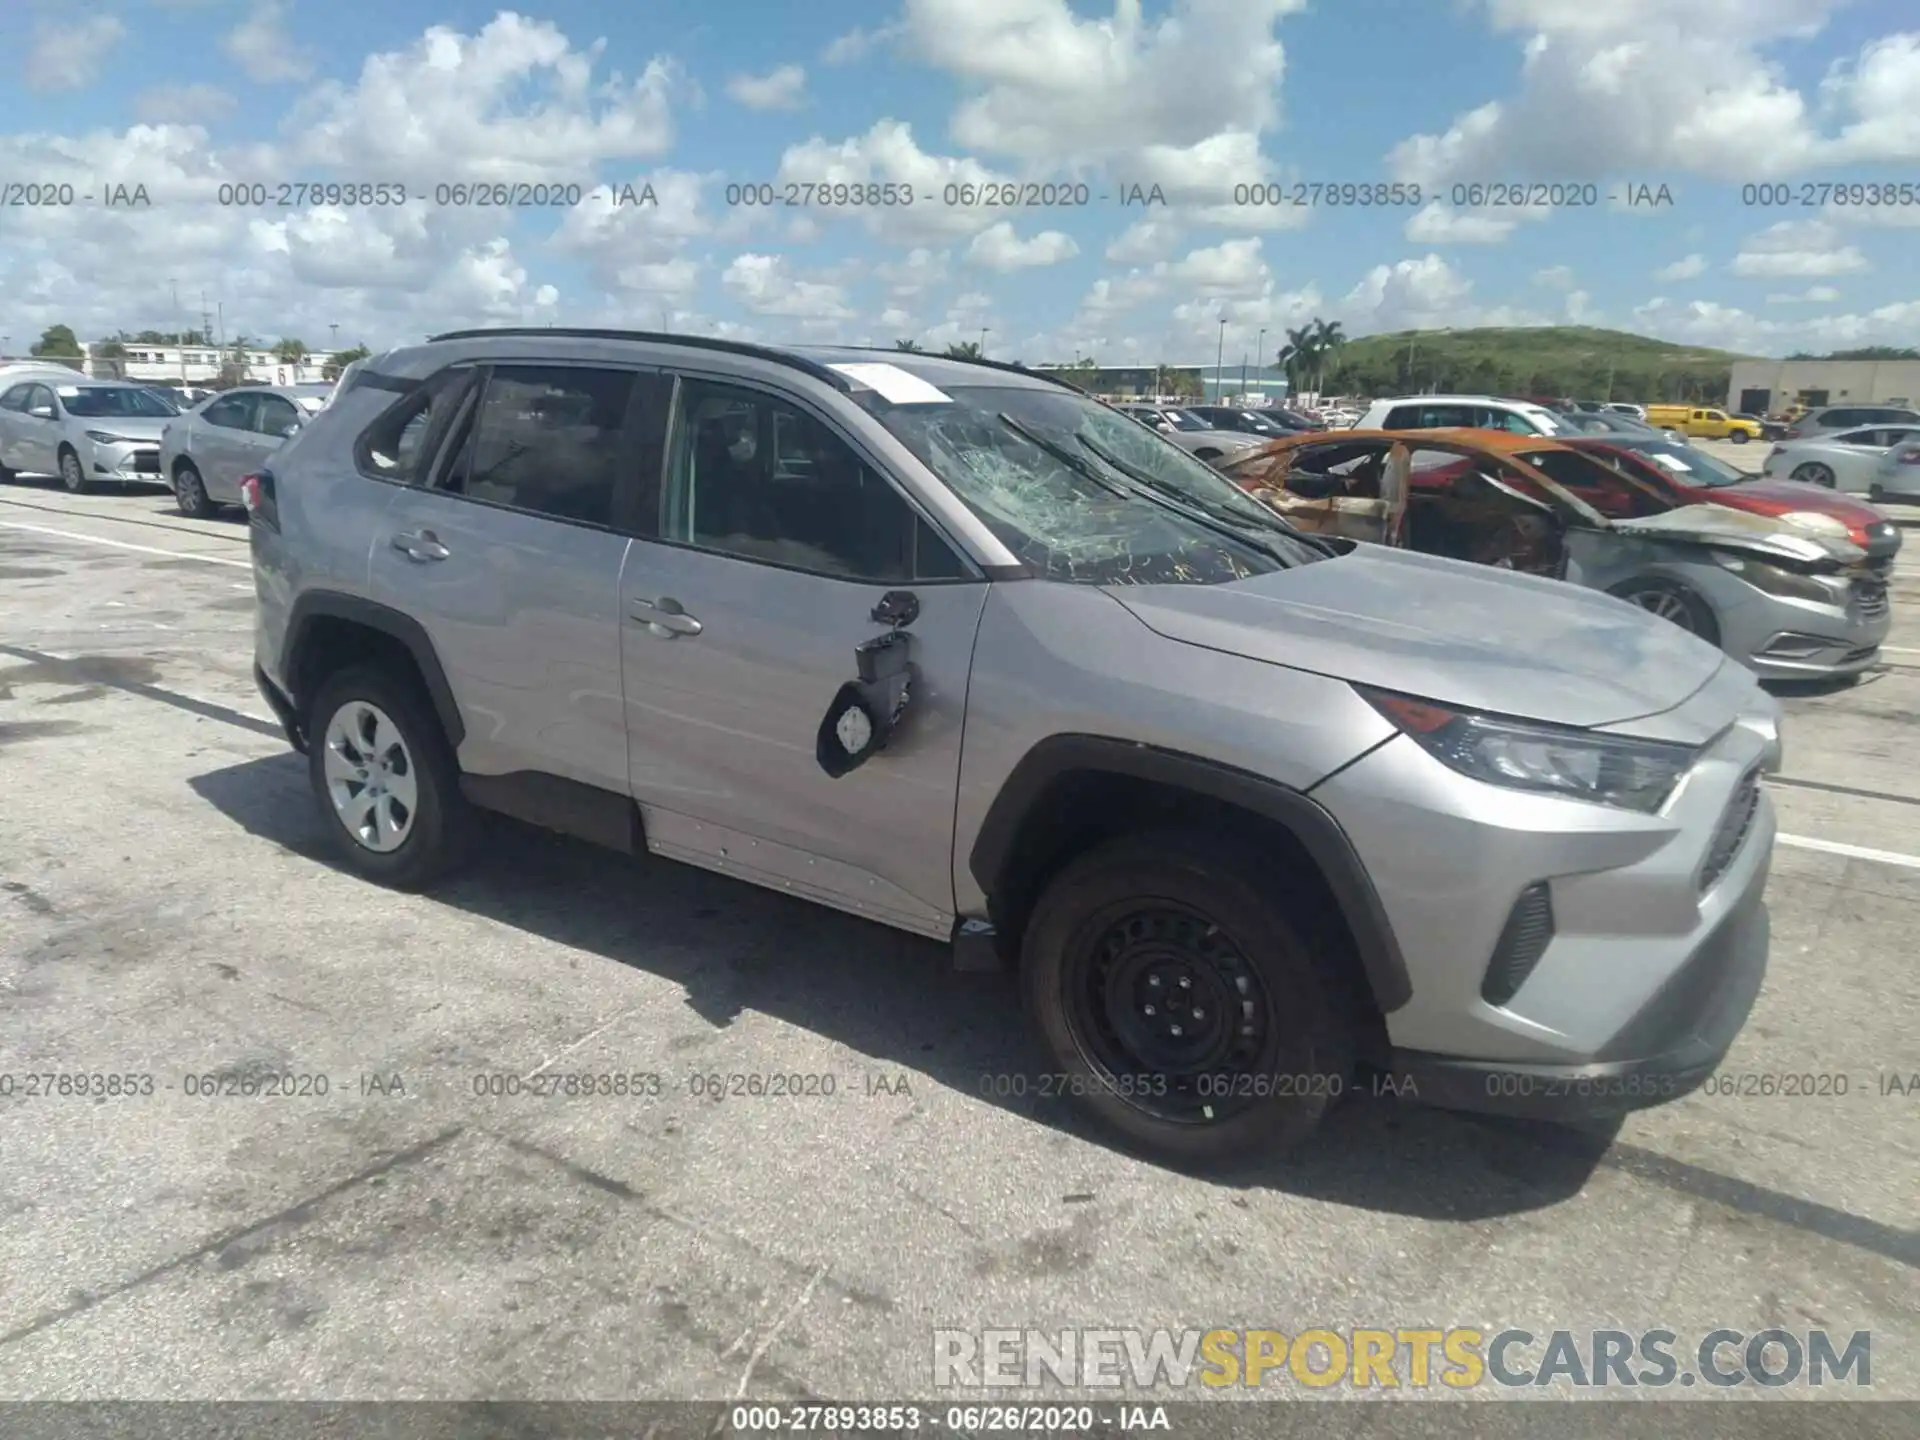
[827,345,1091,396]
[423,327,853,392]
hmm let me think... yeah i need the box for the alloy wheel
[321,700,419,853]
[60,452,84,491]
[175,466,207,515]
[1792,463,1835,488]
[1626,588,1696,629]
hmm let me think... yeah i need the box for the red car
[1564,435,1899,576]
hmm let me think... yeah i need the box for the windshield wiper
[994,412,1133,500]
[1073,433,1337,560]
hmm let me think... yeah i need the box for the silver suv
[247,329,1780,1164]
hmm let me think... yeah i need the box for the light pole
[1215,316,1226,403]
[1255,327,1266,401]
[978,326,990,357]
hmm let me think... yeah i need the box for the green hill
[1322,326,1755,404]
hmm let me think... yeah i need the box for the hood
[1610,503,1865,567]
[1109,543,1725,729]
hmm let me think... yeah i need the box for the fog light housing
[1483,882,1554,1007]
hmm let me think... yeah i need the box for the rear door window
[433,365,636,529]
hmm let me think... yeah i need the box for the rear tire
[306,665,475,890]
[58,446,89,494]
[1610,579,1721,646]
[1020,830,1355,1167]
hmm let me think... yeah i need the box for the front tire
[1791,462,1835,488]
[307,665,475,890]
[58,446,89,494]
[1021,831,1355,1166]
[1611,579,1721,646]
[1730,431,1750,444]
[173,461,214,518]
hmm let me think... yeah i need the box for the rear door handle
[391,529,449,562]
[629,596,702,638]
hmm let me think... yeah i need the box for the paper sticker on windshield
[829,363,952,405]
[1648,453,1691,472]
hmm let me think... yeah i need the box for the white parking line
[0,520,251,569]
[1883,645,1920,655]
[1777,833,1920,871]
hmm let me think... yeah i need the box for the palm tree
[1276,325,1316,397]
[943,340,982,359]
[274,337,309,364]
[1309,318,1345,395]
[893,338,924,351]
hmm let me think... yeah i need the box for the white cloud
[1533,264,1576,289]
[1404,203,1517,244]
[1729,219,1869,276]
[875,248,950,299]
[225,0,314,84]
[774,119,1015,244]
[1387,2,1920,185]
[546,169,716,302]
[27,16,126,93]
[134,84,237,125]
[1168,238,1269,298]
[1631,293,1920,354]
[1655,253,1708,281]
[902,0,1304,165]
[720,253,857,323]
[1765,284,1843,304]
[1106,220,1181,263]
[823,26,899,65]
[966,222,1080,270]
[285,14,683,183]
[726,65,807,111]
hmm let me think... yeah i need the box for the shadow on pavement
[190,752,1615,1221]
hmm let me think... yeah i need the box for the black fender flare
[282,591,466,747]
[968,735,1411,1013]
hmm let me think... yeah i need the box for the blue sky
[0,0,1916,364]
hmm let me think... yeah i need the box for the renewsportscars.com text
[932,1327,1872,1390]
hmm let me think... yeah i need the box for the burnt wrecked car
[1218,429,1890,681]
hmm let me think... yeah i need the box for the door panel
[619,543,988,936]
[366,363,643,794]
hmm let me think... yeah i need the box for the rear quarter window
[352,366,478,484]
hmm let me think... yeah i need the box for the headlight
[1711,550,1839,604]
[1358,687,1696,813]
[84,430,134,444]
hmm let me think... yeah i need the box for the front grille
[1852,579,1889,619]
[1482,882,1554,1007]
[1841,645,1881,665]
[1698,773,1762,893]
[130,450,160,474]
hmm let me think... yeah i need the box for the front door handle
[630,596,702,638]
[391,529,449,562]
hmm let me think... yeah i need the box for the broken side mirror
[817,629,915,778]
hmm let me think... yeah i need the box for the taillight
[240,470,279,530]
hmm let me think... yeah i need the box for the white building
[1726,358,1920,415]
[75,342,340,387]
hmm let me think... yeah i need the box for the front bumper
[1384,886,1768,1119]
[1733,579,1890,679]
[1311,661,1779,1120]
[87,440,163,481]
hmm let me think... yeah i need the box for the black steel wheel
[1022,830,1354,1165]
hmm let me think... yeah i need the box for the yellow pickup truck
[1644,404,1765,443]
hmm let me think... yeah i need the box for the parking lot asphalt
[1,453,1915,1410]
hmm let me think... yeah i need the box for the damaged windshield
[857,383,1325,584]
